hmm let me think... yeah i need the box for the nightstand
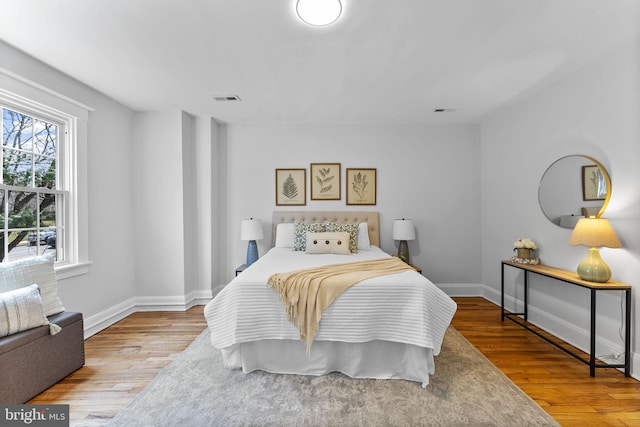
[388,254,422,275]
[235,264,247,276]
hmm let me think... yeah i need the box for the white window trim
[0,68,92,278]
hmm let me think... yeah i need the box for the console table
[501,260,631,377]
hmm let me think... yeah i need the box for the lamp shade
[393,219,416,241]
[568,217,621,282]
[240,218,264,241]
[568,218,621,248]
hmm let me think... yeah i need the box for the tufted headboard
[271,211,380,248]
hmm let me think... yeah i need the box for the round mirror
[538,155,611,229]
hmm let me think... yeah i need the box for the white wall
[0,41,138,321]
[481,38,640,372]
[182,112,198,297]
[183,113,220,298]
[132,111,186,299]
[131,110,216,307]
[193,116,217,294]
[222,124,482,288]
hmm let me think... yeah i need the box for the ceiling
[1,0,638,125]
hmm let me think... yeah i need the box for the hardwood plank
[451,297,640,427]
[26,298,640,426]
[28,306,207,426]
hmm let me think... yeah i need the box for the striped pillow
[0,284,49,337]
[0,255,64,317]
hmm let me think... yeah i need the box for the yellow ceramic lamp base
[576,247,611,283]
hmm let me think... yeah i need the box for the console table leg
[625,288,631,377]
[501,263,505,321]
[590,289,596,377]
[524,271,529,322]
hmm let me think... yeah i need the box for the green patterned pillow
[293,222,325,251]
[325,222,358,253]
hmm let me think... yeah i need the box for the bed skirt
[220,339,435,387]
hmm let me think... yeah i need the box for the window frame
[0,70,92,278]
[1,104,67,262]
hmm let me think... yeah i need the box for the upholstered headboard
[271,211,380,247]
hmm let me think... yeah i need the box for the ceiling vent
[213,95,241,101]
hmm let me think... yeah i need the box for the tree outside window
[1,107,63,262]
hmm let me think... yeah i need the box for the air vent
[433,108,456,113]
[213,95,241,101]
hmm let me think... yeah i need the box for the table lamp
[241,218,264,266]
[393,218,415,264]
[568,217,621,282]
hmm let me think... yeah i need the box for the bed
[204,211,457,387]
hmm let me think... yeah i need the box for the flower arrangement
[513,238,538,250]
[512,238,538,263]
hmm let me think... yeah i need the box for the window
[1,105,66,263]
[0,71,90,277]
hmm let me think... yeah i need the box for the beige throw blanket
[268,257,416,351]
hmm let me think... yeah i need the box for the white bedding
[204,246,457,386]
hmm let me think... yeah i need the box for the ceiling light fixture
[296,0,342,26]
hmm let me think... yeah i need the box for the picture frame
[275,168,306,206]
[582,165,606,201]
[310,163,341,200]
[346,168,377,205]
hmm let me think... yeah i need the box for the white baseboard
[82,288,214,339]
[134,289,213,311]
[437,283,485,297]
[82,297,137,339]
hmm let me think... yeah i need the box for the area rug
[108,328,559,426]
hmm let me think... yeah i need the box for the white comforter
[204,247,457,355]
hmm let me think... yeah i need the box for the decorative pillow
[0,284,49,337]
[275,223,296,248]
[0,255,65,317]
[305,232,351,255]
[325,222,358,253]
[357,222,371,250]
[293,223,325,251]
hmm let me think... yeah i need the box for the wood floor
[29,309,208,426]
[452,298,640,427]
[29,297,640,426]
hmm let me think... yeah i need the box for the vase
[517,248,532,259]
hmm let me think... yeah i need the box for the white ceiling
[1,0,639,125]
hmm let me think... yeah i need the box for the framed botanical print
[346,168,376,205]
[310,163,341,200]
[582,165,606,201]
[275,168,306,206]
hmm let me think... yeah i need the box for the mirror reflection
[538,155,610,229]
